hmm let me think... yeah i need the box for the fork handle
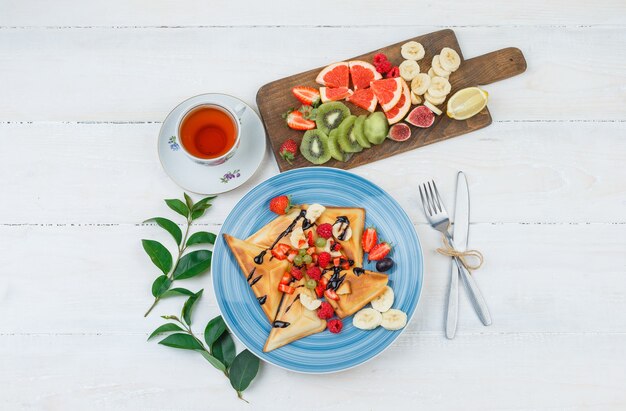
[446,235,492,326]
[445,265,459,339]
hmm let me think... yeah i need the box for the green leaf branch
[148,291,260,401]
[142,193,217,317]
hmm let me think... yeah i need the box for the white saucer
[158,93,266,194]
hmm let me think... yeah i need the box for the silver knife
[445,171,469,339]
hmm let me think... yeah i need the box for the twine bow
[436,236,484,272]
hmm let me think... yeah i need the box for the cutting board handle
[459,47,527,86]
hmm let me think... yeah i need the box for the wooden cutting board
[256,29,527,172]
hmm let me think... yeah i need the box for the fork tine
[418,184,430,216]
[427,181,439,213]
[431,180,444,213]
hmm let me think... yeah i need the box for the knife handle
[455,257,492,326]
[445,265,459,339]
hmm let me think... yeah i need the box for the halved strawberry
[324,289,339,301]
[292,86,320,107]
[306,247,316,255]
[271,243,292,260]
[368,242,391,261]
[286,249,298,263]
[307,231,315,247]
[278,284,295,294]
[362,227,378,253]
[280,272,292,285]
[333,257,341,267]
[315,283,325,298]
[283,109,315,130]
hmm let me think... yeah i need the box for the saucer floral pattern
[168,136,180,151]
[221,169,241,183]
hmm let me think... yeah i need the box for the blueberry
[376,257,394,272]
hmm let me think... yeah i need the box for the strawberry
[271,243,291,260]
[368,242,391,261]
[292,86,321,107]
[362,227,378,253]
[307,231,315,247]
[283,108,315,130]
[279,272,292,285]
[290,266,303,280]
[278,283,295,294]
[269,195,291,215]
[286,249,298,263]
[278,139,298,164]
[324,288,339,301]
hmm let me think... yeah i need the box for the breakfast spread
[223,196,408,352]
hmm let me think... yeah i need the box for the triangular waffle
[325,268,388,318]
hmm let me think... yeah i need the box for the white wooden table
[2,1,625,409]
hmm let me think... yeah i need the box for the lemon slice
[446,87,489,120]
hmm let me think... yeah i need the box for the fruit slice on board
[320,87,353,103]
[353,115,371,149]
[346,88,378,112]
[315,102,351,135]
[348,60,382,90]
[328,129,348,162]
[406,105,435,128]
[337,115,362,153]
[446,87,489,120]
[363,112,389,145]
[383,79,411,125]
[370,78,403,112]
[316,62,350,88]
[300,129,331,165]
[388,123,411,142]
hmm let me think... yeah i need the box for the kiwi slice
[364,112,390,145]
[328,129,347,162]
[300,129,331,165]
[337,115,362,153]
[353,115,371,149]
[315,102,351,135]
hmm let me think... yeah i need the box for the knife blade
[445,171,470,338]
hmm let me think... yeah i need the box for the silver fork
[419,180,492,326]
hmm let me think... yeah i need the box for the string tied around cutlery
[436,236,484,272]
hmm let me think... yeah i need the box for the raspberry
[385,66,400,78]
[327,318,343,333]
[291,266,303,280]
[373,53,388,65]
[317,302,334,320]
[316,223,333,239]
[317,252,331,268]
[375,60,392,74]
[307,266,322,281]
[332,243,342,251]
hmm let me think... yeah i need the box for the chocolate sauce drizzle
[353,267,365,276]
[272,320,290,328]
[247,268,263,287]
[327,266,347,291]
[257,295,267,305]
[284,294,301,314]
[334,216,350,241]
[253,209,309,264]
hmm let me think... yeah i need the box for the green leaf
[184,192,195,211]
[193,196,216,211]
[172,250,212,280]
[186,231,217,247]
[148,323,184,340]
[181,289,204,326]
[204,315,227,347]
[165,199,189,219]
[160,287,195,298]
[199,350,226,372]
[158,333,204,350]
[212,331,236,368]
[142,239,172,275]
[151,275,172,297]
[229,350,260,392]
[191,204,212,220]
[144,217,182,245]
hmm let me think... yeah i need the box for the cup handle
[234,104,246,121]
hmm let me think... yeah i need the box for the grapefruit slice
[346,88,378,112]
[370,78,403,112]
[383,79,411,125]
[348,60,382,90]
[316,62,350,88]
[320,87,353,103]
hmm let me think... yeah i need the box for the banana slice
[427,76,451,98]
[399,60,420,82]
[431,55,451,78]
[400,41,425,61]
[289,227,307,249]
[332,221,352,241]
[427,67,436,78]
[424,100,443,115]
[410,73,430,96]
[305,203,326,223]
[410,91,422,105]
[424,92,446,105]
[381,309,407,330]
[439,47,461,72]
[371,286,394,313]
[353,308,383,330]
[300,291,322,311]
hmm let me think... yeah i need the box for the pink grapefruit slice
[384,79,411,124]
[348,60,382,90]
[370,77,403,112]
[316,62,350,88]
[346,88,378,112]
[319,87,353,103]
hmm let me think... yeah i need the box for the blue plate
[212,167,423,373]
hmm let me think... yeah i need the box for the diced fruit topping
[269,195,291,215]
[333,257,341,267]
[375,257,395,272]
[278,139,298,164]
[278,284,295,294]
[317,252,331,268]
[291,266,303,280]
[324,288,339,301]
[317,301,335,319]
[362,227,378,253]
[327,318,343,333]
[283,109,316,130]
[291,86,321,107]
[271,243,292,260]
[305,279,317,289]
[368,242,392,261]
[307,266,322,281]
[314,237,327,248]
[280,272,292,285]
[316,223,333,239]
[302,254,312,264]
[315,282,325,298]
[316,62,350,88]
[286,249,298,262]
[307,231,314,247]
[293,255,303,265]
[332,242,342,251]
